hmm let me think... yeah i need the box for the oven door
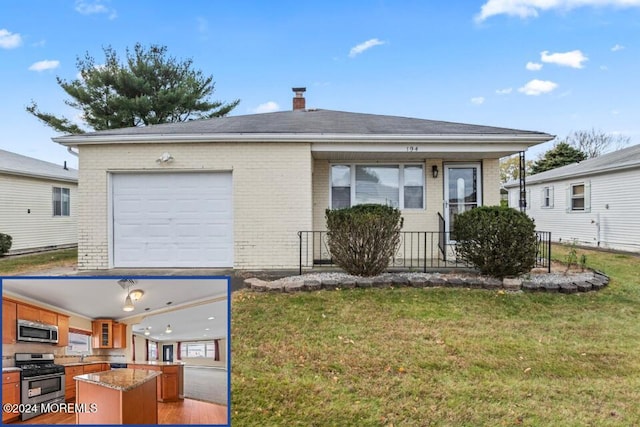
[22,373,66,404]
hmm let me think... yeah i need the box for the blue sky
[1,0,639,169]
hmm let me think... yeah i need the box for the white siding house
[0,149,78,254]
[505,144,640,252]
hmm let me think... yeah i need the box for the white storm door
[444,164,482,238]
[111,172,233,267]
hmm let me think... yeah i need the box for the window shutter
[549,186,554,208]
[584,180,591,213]
[566,184,571,212]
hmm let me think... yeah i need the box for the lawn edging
[244,270,610,294]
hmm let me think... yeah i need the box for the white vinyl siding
[330,164,425,210]
[0,174,77,252]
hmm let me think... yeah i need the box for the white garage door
[112,172,233,268]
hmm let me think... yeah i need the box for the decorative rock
[426,277,445,287]
[303,280,322,291]
[321,279,339,290]
[355,278,373,288]
[372,277,388,288]
[503,277,522,291]
[244,278,264,290]
[543,282,560,292]
[521,281,539,292]
[559,282,578,294]
[408,277,427,288]
[447,277,464,287]
[576,281,592,292]
[263,282,284,292]
[483,278,502,290]
[283,281,304,292]
[588,279,605,291]
[341,279,357,289]
[391,276,409,287]
[594,271,610,286]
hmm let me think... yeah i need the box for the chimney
[292,87,306,111]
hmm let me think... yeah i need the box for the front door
[163,344,174,362]
[444,163,482,239]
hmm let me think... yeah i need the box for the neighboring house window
[330,164,424,210]
[180,341,217,359]
[53,187,70,216]
[541,186,554,208]
[567,182,591,212]
[67,331,91,354]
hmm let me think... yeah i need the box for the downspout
[67,147,79,157]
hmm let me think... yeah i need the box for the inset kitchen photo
[1,276,230,425]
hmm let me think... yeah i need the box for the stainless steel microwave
[17,319,59,344]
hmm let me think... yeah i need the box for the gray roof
[0,149,78,182]
[505,143,640,187]
[54,109,552,139]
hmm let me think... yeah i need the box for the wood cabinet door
[2,300,16,344]
[40,310,57,326]
[91,320,113,348]
[162,373,178,400]
[112,323,126,348]
[17,304,40,322]
[2,377,20,423]
[57,315,69,347]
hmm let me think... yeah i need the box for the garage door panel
[112,172,233,267]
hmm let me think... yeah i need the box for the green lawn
[231,246,640,426]
[0,248,77,275]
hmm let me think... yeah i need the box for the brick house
[53,88,553,270]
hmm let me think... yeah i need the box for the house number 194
[406,146,419,152]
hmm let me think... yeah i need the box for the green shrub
[0,233,12,256]
[453,206,536,278]
[325,204,403,276]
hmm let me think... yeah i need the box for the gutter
[53,132,555,146]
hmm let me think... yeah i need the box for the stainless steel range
[15,353,65,421]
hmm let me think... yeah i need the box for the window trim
[541,186,554,209]
[52,186,71,217]
[570,183,585,211]
[329,163,425,210]
[179,340,218,359]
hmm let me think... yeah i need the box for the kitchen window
[330,164,424,210]
[53,187,70,216]
[67,331,91,354]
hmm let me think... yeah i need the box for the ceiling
[1,277,228,342]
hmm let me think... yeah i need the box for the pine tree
[530,142,587,174]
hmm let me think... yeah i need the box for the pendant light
[165,324,172,334]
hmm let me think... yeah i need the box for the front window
[53,187,70,216]
[571,184,585,211]
[331,164,424,210]
[180,341,217,359]
[148,341,158,360]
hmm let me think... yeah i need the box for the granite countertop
[61,361,109,367]
[74,368,161,392]
[127,361,185,366]
[2,367,21,372]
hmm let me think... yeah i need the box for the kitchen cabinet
[112,322,127,349]
[2,299,17,344]
[65,366,84,401]
[57,314,69,347]
[129,364,183,402]
[16,303,57,325]
[2,372,20,423]
[83,363,107,374]
[91,319,113,349]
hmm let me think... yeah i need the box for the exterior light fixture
[432,165,439,178]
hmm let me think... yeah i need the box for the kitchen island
[127,361,184,402]
[74,368,160,424]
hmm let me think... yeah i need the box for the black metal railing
[297,230,552,275]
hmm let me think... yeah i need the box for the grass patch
[232,247,640,426]
[0,248,77,275]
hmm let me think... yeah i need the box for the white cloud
[496,87,513,95]
[0,29,22,49]
[28,60,60,72]
[475,0,640,22]
[349,38,386,58]
[471,97,485,105]
[75,0,117,19]
[251,101,280,114]
[611,44,625,51]
[541,50,588,68]
[526,61,543,71]
[518,79,558,96]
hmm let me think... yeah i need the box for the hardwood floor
[11,399,228,425]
